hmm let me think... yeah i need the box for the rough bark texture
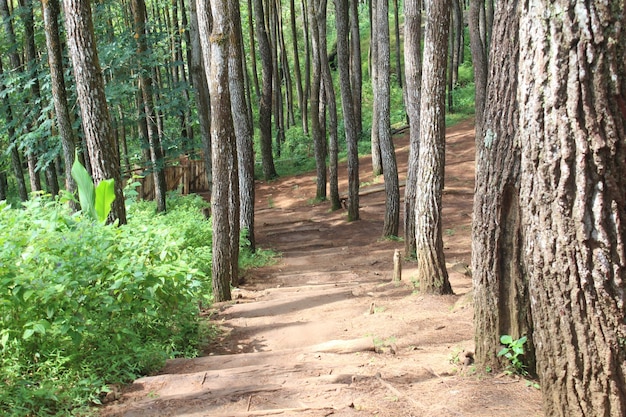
[517,1,626,415]
[229,0,256,252]
[471,0,535,374]
[43,0,77,209]
[289,0,306,133]
[335,0,359,221]
[62,0,126,224]
[414,0,452,294]
[369,0,383,177]
[375,0,399,237]
[402,0,421,258]
[197,0,238,302]
[131,0,167,213]
[253,0,278,180]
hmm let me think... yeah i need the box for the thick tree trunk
[254,0,278,180]
[63,0,126,224]
[471,0,534,374]
[402,0,421,258]
[414,0,452,294]
[517,1,626,414]
[335,0,359,221]
[229,0,256,252]
[197,0,239,301]
[375,0,399,237]
[42,0,77,209]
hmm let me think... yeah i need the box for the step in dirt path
[99,121,543,417]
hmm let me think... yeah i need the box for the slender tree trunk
[469,0,488,138]
[42,0,77,209]
[131,0,167,212]
[335,0,359,221]
[369,0,383,176]
[254,0,278,180]
[229,0,256,252]
[392,0,402,88]
[516,1,626,414]
[0,58,28,201]
[63,0,127,224]
[289,0,306,133]
[318,0,340,210]
[275,0,294,128]
[189,0,212,194]
[403,0,421,258]
[375,0,399,237]
[349,0,362,137]
[301,0,311,135]
[247,0,260,98]
[414,0,452,294]
[309,0,326,200]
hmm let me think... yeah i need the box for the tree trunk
[471,0,533,375]
[369,0,383,176]
[348,0,362,138]
[414,0,452,294]
[375,0,399,237]
[402,0,421,258]
[189,0,212,194]
[289,0,306,133]
[247,0,260,98]
[468,0,488,139]
[318,0,340,210]
[0,58,28,202]
[301,0,311,135]
[309,0,326,200]
[63,0,126,224]
[131,0,167,212]
[42,0,77,209]
[197,0,239,302]
[229,0,256,252]
[392,0,402,88]
[254,0,278,180]
[335,0,359,221]
[516,1,626,414]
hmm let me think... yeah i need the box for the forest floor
[99,120,543,417]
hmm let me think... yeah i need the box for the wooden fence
[126,154,209,201]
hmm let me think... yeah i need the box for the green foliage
[498,335,528,375]
[71,152,116,224]
[0,193,218,415]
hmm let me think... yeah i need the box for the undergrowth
[0,192,272,416]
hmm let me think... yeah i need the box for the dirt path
[100,121,543,417]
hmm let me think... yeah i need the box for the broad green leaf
[95,179,116,224]
[71,151,97,220]
[500,334,513,345]
[23,328,35,340]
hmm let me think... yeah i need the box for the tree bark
[131,0,167,213]
[229,0,256,252]
[414,0,452,294]
[289,0,306,133]
[469,0,488,139]
[62,0,126,224]
[348,0,362,138]
[42,0,77,209]
[369,0,383,177]
[189,0,213,194]
[335,0,359,221]
[375,0,399,237]
[402,0,422,258]
[472,0,533,374]
[309,0,326,200]
[254,0,278,180]
[517,1,626,414]
[197,0,239,301]
[392,0,402,88]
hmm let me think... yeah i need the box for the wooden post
[393,249,402,281]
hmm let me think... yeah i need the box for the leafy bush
[0,194,213,415]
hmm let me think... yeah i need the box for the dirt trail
[100,121,543,417]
